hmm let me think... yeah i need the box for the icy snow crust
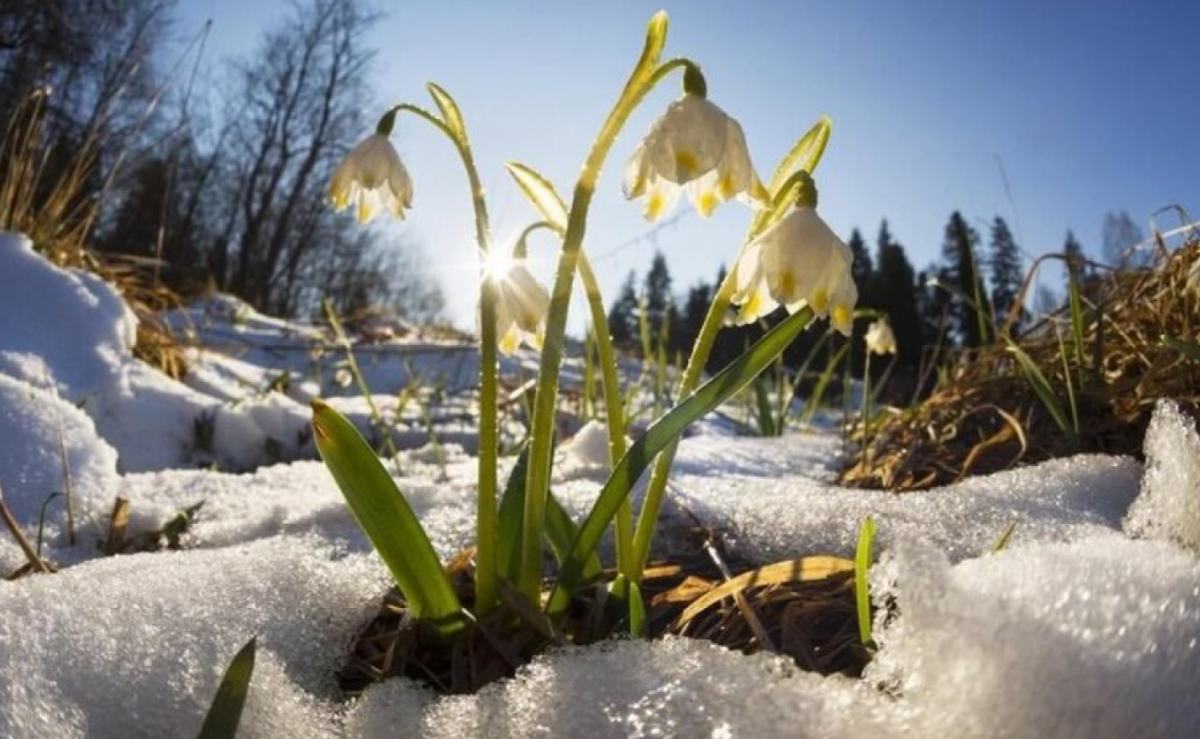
[3,235,1200,737]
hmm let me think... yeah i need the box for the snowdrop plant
[311,11,858,641]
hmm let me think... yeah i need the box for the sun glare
[483,250,515,282]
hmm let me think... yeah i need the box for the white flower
[865,319,897,356]
[732,206,858,336]
[624,93,762,221]
[329,133,413,223]
[492,258,550,355]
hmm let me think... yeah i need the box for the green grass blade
[311,400,464,638]
[547,307,815,617]
[1002,337,1078,446]
[799,341,850,425]
[197,638,255,739]
[854,517,876,648]
[1067,266,1086,385]
[754,376,776,436]
[991,518,1019,553]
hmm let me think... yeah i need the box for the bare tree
[210,0,378,316]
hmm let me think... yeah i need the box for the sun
[482,250,515,282]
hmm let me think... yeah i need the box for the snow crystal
[671,434,1140,562]
[867,535,1200,739]
[562,419,614,469]
[0,537,388,739]
[1126,400,1200,552]
[0,373,119,530]
[346,637,887,739]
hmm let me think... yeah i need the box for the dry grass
[1,92,188,379]
[339,529,868,696]
[842,235,1200,491]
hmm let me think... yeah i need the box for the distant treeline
[607,210,1144,398]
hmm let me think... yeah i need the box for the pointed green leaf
[991,518,1019,553]
[498,445,600,584]
[426,82,466,144]
[312,400,464,638]
[1002,338,1077,445]
[197,638,255,739]
[506,162,569,231]
[855,517,876,647]
[547,307,815,617]
[767,116,832,196]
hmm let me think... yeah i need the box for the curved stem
[518,54,698,600]
[519,222,634,574]
[389,101,500,614]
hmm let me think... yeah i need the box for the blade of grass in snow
[992,518,1019,553]
[547,306,814,618]
[311,400,465,638]
[196,637,255,739]
[855,516,876,648]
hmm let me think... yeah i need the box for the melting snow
[2,231,1200,738]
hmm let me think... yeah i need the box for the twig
[0,481,55,574]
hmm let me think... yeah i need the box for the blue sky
[178,0,1199,330]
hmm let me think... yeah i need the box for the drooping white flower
[329,133,413,223]
[492,258,550,355]
[865,319,898,356]
[624,93,762,221]
[732,206,858,336]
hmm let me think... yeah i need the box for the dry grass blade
[0,482,56,576]
[673,556,853,627]
[844,237,1200,491]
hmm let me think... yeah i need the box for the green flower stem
[861,351,872,463]
[387,102,500,614]
[517,220,635,575]
[630,260,740,576]
[518,46,699,599]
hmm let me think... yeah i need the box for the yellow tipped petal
[645,191,666,221]
[697,190,718,217]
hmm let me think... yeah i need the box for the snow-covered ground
[2,231,1198,738]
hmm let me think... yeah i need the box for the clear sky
[177,0,1200,331]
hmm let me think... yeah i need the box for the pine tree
[848,227,873,289]
[988,216,1024,331]
[1101,210,1145,267]
[1063,230,1087,285]
[607,271,639,350]
[940,211,989,348]
[871,229,922,369]
[642,250,674,351]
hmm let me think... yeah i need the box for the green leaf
[497,445,601,584]
[506,162,569,231]
[991,518,1019,553]
[854,517,876,648]
[766,116,832,197]
[311,400,465,639]
[426,82,466,144]
[197,638,256,739]
[754,376,776,437]
[1002,338,1078,446]
[546,307,815,617]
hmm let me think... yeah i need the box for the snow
[0,373,119,534]
[1125,399,1200,552]
[3,230,1200,738]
